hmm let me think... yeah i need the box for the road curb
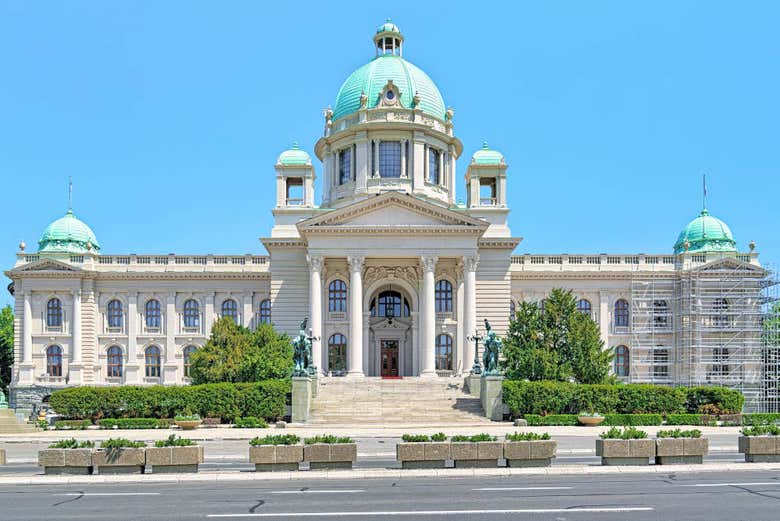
[3,462,780,486]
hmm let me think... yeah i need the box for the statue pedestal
[466,374,481,398]
[291,376,312,423]
[68,364,84,385]
[480,375,505,421]
[310,370,319,398]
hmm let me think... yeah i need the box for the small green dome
[471,141,504,165]
[376,20,401,34]
[38,210,100,254]
[332,55,445,122]
[277,142,311,166]
[673,209,737,254]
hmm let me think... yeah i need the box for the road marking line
[682,482,780,487]
[207,507,654,517]
[54,492,161,496]
[473,486,572,491]
[268,490,364,495]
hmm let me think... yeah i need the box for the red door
[380,340,399,377]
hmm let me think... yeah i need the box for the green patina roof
[277,142,311,166]
[38,210,100,254]
[673,208,737,254]
[332,54,445,121]
[472,141,504,165]
[376,20,401,34]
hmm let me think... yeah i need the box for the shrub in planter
[655,429,707,464]
[234,417,269,429]
[397,433,450,469]
[174,413,202,430]
[249,434,302,472]
[93,438,146,474]
[450,434,501,469]
[596,427,654,466]
[147,435,203,474]
[602,414,663,426]
[739,425,780,463]
[303,435,356,470]
[38,439,95,475]
[504,432,556,468]
[577,412,604,426]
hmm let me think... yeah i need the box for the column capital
[72,288,82,297]
[347,255,365,273]
[307,254,324,273]
[420,255,438,273]
[463,254,480,272]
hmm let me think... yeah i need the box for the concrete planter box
[249,444,304,472]
[37,449,93,475]
[146,446,204,473]
[596,439,655,466]
[92,448,146,474]
[451,441,502,468]
[303,443,357,470]
[655,437,708,464]
[396,442,451,469]
[738,436,780,463]
[503,440,557,467]
[0,448,5,465]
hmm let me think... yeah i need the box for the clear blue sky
[2,1,778,307]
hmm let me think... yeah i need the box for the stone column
[400,139,407,178]
[126,292,140,383]
[205,292,215,335]
[347,255,365,377]
[372,140,380,177]
[69,289,83,384]
[307,254,324,373]
[599,291,610,349]
[22,291,32,365]
[420,255,438,377]
[164,292,177,383]
[242,292,253,329]
[463,255,479,373]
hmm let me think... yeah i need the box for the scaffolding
[630,259,777,412]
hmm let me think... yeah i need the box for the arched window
[371,290,409,318]
[221,299,238,323]
[145,346,161,378]
[327,334,347,373]
[435,334,453,371]
[107,345,123,378]
[107,299,123,329]
[258,299,271,325]
[183,299,200,329]
[509,300,516,321]
[46,345,62,377]
[145,299,161,329]
[577,299,592,318]
[328,280,347,313]
[614,345,629,377]
[183,345,197,378]
[614,299,629,327]
[46,298,62,328]
[714,298,729,327]
[653,300,669,329]
[435,280,453,313]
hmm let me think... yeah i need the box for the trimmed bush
[742,424,780,436]
[524,414,579,426]
[49,439,95,449]
[100,438,146,449]
[98,418,163,430]
[505,432,551,441]
[657,429,702,438]
[600,426,648,439]
[234,417,269,428]
[250,434,300,446]
[401,434,431,442]
[504,380,742,417]
[53,419,92,430]
[154,435,195,447]
[602,414,663,426]
[664,413,705,426]
[450,433,497,442]
[742,413,780,426]
[303,435,353,444]
[49,380,290,422]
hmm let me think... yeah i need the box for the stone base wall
[10,385,61,411]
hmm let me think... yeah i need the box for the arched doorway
[367,284,415,376]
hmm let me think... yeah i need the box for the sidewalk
[2,461,779,486]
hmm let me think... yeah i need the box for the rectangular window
[286,178,304,205]
[653,348,669,379]
[479,179,496,205]
[339,149,352,185]
[379,141,401,178]
[428,148,440,184]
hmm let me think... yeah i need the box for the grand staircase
[0,409,37,434]
[308,377,492,426]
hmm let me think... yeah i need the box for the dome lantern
[374,19,403,57]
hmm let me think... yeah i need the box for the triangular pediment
[690,257,765,274]
[8,258,83,274]
[298,192,488,233]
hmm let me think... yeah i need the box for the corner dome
[38,210,100,254]
[277,142,311,166]
[673,209,737,254]
[471,141,504,165]
[332,24,445,122]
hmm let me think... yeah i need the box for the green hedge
[49,380,290,422]
[53,419,92,430]
[504,380,742,416]
[98,418,165,429]
[523,414,579,426]
[602,414,663,426]
[742,413,780,426]
[665,414,706,426]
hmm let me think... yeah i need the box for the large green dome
[38,210,100,254]
[673,209,737,254]
[332,55,445,121]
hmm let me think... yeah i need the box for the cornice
[478,238,522,249]
[302,225,485,235]
[260,238,307,249]
[510,271,678,281]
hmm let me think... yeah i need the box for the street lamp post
[306,328,320,376]
[467,329,483,375]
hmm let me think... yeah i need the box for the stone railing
[15,253,270,272]
[509,252,759,272]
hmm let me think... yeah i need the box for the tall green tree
[0,305,13,392]
[502,288,613,384]
[188,317,293,384]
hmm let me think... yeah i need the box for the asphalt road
[2,470,780,520]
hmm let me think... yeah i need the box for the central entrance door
[380,339,399,377]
